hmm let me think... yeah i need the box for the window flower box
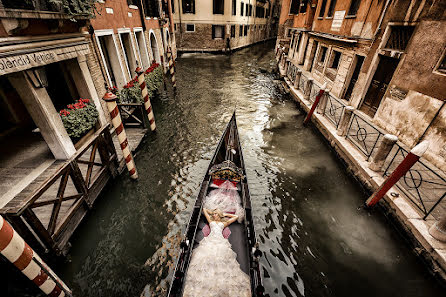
[59,98,99,145]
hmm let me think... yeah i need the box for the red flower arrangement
[145,62,160,74]
[60,109,70,116]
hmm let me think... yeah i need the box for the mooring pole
[0,216,72,297]
[167,46,177,89]
[102,92,138,179]
[303,83,327,125]
[365,141,429,207]
[135,66,156,131]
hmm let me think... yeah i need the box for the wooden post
[102,92,138,179]
[303,83,327,125]
[0,215,72,297]
[135,66,156,131]
[365,141,429,207]
[429,216,446,242]
[167,46,177,89]
[336,106,355,136]
[369,134,398,171]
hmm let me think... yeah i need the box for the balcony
[0,0,92,20]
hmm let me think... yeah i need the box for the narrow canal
[50,41,443,297]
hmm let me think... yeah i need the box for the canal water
[49,41,444,297]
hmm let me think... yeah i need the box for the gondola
[168,113,264,296]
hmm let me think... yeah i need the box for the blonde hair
[211,209,227,222]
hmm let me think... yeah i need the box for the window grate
[385,26,415,51]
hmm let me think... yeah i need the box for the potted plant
[59,98,99,148]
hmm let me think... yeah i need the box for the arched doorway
[150,32,160,63]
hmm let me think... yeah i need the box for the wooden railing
[1,124,118,255]
[117,103,147,129]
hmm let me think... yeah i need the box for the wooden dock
[0,125,147,255]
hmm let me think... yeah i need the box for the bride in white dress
[183,208,251,297]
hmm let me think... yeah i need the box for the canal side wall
[277,63,446,284]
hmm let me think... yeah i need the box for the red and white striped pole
[167,46,177,89]
[0,215,71,297]
[102,92,138,179]
[303,83,327,125]
[365,141,429,207]
[136,67,156,131]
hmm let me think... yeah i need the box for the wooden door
[360,55,399,117]
[344,55,364,100]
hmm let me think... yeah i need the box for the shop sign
[0,43,89,76]
[331,10,346,32]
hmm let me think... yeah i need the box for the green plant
[48,0,98,17]
[118,62,163,104]
[59,98,99,139]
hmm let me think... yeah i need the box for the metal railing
[299,74,308,95]
[345,112,384,160]
[323,94,345,128]
[383,145,446,220]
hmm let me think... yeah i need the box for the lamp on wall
[25,67,49,88]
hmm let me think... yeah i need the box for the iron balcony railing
[383,145,446,220]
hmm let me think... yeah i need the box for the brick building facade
[173,0,279,52]
[278,0,446,172]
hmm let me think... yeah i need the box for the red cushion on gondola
[202,224,232,238]
[211,179,238,188]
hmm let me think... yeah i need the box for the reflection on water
[56,41,443,297]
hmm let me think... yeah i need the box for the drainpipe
[373,0,392,39]
[137,0,147,31]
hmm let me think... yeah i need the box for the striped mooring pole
[136,66,156,131]
[303,83,327,125]
[0,215,72,297]
[102,92,138,179]
[365,141,429,207]
[167,46,177,89]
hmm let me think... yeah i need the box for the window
[213,0,224,14]
[290,0,300,14]
[134,30,150,68]
[245,3,248,16]
[318,0,327,17]
[328,50,342,69]
[182,0,195,14]
[212,25,225,39]
[265,8,269,18]
[327,0,337,17]
[256,5,265,18]
[248,4,252,16]
[239,25,243,36]
[119,32,138,76]
[317,46,328,64]
[144,0,159,17]
[171,0,174,13]
[435,49,446,75]
[232,0,236,15]
[384,26,415,51]
[240,2,244,15]
[300,0,308,13]
[347,0,361,16]
[244,25,248,36]
[186,24,195,32]
[231,25,236,38]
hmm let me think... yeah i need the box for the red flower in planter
[59,109,70,116]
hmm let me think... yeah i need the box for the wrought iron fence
[383,145,446,220]
[310,82,321,101]
[323,94,345,128]
[345,113,384,159]
[299,74,307,94]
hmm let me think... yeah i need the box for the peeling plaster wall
[422,105,446,172]
[374,90,443,148]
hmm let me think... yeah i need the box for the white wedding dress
[183,221,251,297]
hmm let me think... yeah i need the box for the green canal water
[12,41,444,297]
